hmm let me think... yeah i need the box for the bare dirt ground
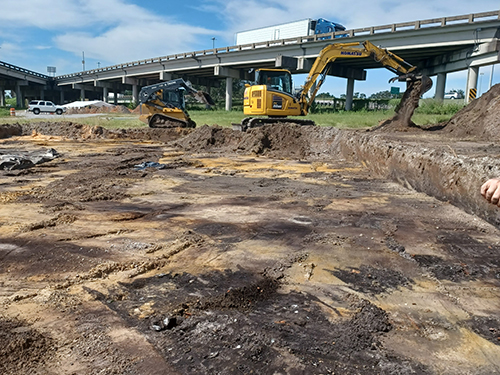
[1,85,500,374]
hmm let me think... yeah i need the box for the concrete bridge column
[0,88,4,106]
[103,87,109,103]
[113,90,118,105]
[205,81,212,109]
[40,89,45,100]
[60,90,65,105]
[466,66,479,103]
[132,84,139,104]
[345,78,355,111]
[435,73,446,102]
[80,87,85,101]
[225,77,233,111]
[15,82,23,107]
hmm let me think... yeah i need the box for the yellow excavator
[139,78,214,128]
[236,40,432,131]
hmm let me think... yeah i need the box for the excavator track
[148,114,196,129]
[233,117,315,132]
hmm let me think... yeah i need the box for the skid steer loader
[139,78,214,128]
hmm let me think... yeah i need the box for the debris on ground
[0,148,59,170]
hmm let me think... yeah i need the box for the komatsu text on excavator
[235,40,432,131]
[139,78,214,128]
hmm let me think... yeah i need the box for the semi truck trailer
[235,18,346,45]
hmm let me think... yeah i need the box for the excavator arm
[299,41,429,114]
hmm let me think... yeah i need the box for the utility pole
[212,37,216,49]
[82,51,85,71]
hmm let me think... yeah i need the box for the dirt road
[1,87,500,374]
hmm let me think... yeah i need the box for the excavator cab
[242,68,304,128]
[255,69,293,94]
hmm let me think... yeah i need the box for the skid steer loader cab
[162,89,185,110]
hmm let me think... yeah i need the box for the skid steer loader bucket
[192,91,215,106]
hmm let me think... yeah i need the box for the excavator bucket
[378,73,434,128]
[192,91,215,106]
[390,73,433,96]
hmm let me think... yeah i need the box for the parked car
[444,91,463,100]
[28,100,66,115]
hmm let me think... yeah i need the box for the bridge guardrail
[0,60,51,80]
[56,10,500,80]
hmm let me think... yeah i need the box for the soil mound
[0,123,22,139]
[65,104,131,115]
[0,318,55,374]
[175,123,331,159]
[437,83,500,141]
[11,122,191,143]
[372,83,500,140]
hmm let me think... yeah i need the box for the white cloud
[0,0,217,66]
[55,21,215,64]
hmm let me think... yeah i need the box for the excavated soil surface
[1,84,500,374]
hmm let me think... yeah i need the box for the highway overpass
[1,10,499,110]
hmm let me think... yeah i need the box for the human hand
[481,178,500,206]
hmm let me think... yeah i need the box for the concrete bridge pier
[345,78,355,111]
[0,87,4,106]
[225,77,233,111]
[435,73,446,101]
[15,81,26,107]
[466,66,479,103]
[103,87,109,103]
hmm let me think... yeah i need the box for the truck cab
[313,18,347,39]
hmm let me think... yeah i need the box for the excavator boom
[300,41,427,114]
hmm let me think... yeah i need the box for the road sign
[390,87,400,95]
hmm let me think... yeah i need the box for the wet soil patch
[106,270,427,374]
[0,317,55,374]
[330,265,414,295]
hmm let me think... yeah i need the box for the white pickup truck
[28,100,66,115]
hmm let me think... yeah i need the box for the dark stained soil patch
[412,231,500,282]
[103,270,428,375]
[467,315,500,346]
[329,265,414,295]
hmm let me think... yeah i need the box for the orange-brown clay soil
[1,85,500,374]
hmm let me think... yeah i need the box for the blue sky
[0,0,499,97]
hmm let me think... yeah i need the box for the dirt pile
[438,83,500,141]
[15,122,191,143]
[65,104,131,115]
[0,123,22,138]
[174,123,339,159]
[0,318,55,374]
